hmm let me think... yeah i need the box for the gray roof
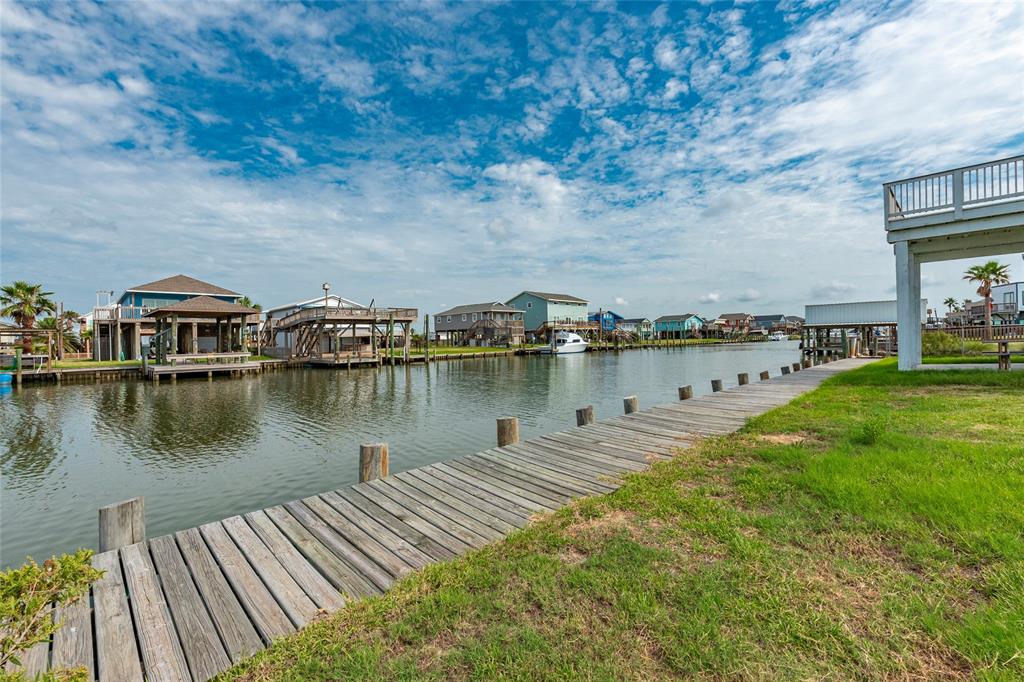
[619,318,651,324]
[752,314,785,323]
[437,302,517,316]
[511,291,588,304]
[654,313,700,322]
[126,274,239,297]
[718,312,753,321]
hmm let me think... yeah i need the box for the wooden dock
[17,358,870,681]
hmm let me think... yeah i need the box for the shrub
[1,549,102,678]
[850,417,886,446]
[921,331,987,356]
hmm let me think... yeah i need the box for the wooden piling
[759,370,770,381]
[98,497,145,552]
[711,379,723,392]
[496,417,520,446]
[576,405,595,426]
[737,372,749,385]
[359,443,389,482]
[678,385,693,400]
[792,362,801,372]
[623,395,639,414]
[781,366,790,374]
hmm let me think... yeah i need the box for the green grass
[52,359,142,368]
[224,359,1023,681]
[923,354,1024,365]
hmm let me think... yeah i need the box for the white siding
[804,299,927,326]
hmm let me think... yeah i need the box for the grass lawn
[53,359,142,368]
[224,359,1023,681]
[923,354,1024,365]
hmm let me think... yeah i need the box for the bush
[850,416,886,445]
[921,331,987,356]
[1,550,102,678]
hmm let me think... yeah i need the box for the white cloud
[614,296,628,306]
[700,292,721,304]
[736,288,761,303]
[663,77,689,101]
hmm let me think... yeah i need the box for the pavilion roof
[145,296,258,318]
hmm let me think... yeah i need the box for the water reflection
[1,343,802,565]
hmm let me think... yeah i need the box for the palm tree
[963,261,1011,339]
[37,316,82,354]
[942,297,957,319]
[0,281,56,353]
[238,296,261,311]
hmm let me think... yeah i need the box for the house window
[472,313,478,321]
[462,314,467,321]
[446,316,451,322]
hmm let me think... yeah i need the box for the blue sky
[1,0,1022,319]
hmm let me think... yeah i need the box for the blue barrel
[0,373,12,386]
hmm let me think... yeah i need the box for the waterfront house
[617,317,653,340]
[752,314,804,335]
[434,302,525,346]
[654,314,705,339]
[261,294,416,360]
[506,291,590,339]
[715,313,755,335]
[991,281,1024,325]
[588,310,624,333]
[92,274,247,361]
[145,296,259,362]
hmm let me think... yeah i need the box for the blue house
[93,274,245,360]
[654,313,706,339]
[506,291,589,338]
[588,310,624,332]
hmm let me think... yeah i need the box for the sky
[1,0,1022,320]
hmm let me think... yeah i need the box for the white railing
[884,155,1024,226]
[276,306,419,329]
[92,305,153,321]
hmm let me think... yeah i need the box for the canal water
[1,342,801,566]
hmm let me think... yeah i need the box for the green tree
[238,296,261,311]
[963,261,1011,338]
[0,281,56,353]
[942,296,957,320]
[37,317,82,354]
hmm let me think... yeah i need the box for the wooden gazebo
[146,296,258,364]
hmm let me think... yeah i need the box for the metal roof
[436,301,517,316]
[145,296,258,317]
[510,291,588,304]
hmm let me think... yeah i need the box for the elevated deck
[19,359,870,681]
[884,155,1024,370]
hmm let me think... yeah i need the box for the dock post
[576,405,595,426]
[711,379,723,392]
[737,372,749,385]
[359,443,389,482]
[424,314,430,365]
[496,417,520,446]
[802,358,811,369]
[781,366,791,375]
[98,497,145,552]
[623,395,639,414]
[792,362,801,372]
[759,370,770,381]
[678,385,693,400]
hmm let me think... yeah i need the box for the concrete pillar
[894,241,921,371]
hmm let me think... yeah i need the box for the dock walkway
[22,358,870,681]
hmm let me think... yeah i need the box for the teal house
[654,313,705,339]
[506,291,588,337]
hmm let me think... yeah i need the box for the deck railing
[941,324,1024,341]
[93,305,153,321]
[276,306,419,328]
[884,155,1024,227]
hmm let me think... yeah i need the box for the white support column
[895,240,922,371]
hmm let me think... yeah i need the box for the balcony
[884,155,1024,236]
[93,305,153,321]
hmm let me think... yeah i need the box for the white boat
[541,331,589,354]
[769,331,787,341]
